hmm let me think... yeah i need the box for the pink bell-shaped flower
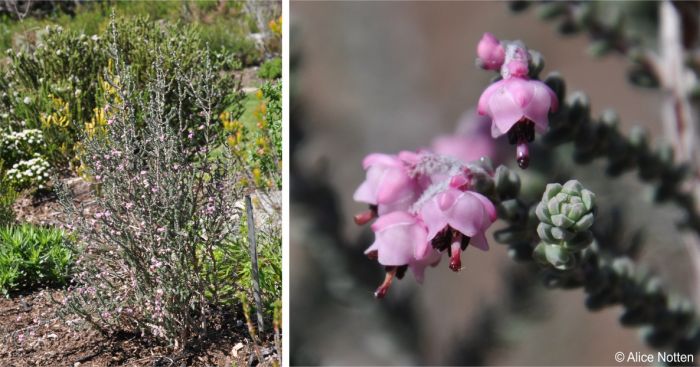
[353,152,420,224]
[419,184,496,272]
[365,211,441,298]
[476,34,558,169]
[478,78,558,139]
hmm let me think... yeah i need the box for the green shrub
[0,224,73,296]
[224,220,281,313]
[1,27,106,168]
[0,16,245,183]
[223,81,281,190]
[258,57,281,80]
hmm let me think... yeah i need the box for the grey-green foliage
[534,180,596,270]
[484,166,700,354]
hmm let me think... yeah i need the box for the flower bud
[476,33,505,71]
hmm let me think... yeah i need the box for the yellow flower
[252,167,262,185]
[227,135,237,147]
[269,16,282,36]
[255,89,263,100]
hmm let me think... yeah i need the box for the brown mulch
[0,289,277,367]
[13,176,94,228]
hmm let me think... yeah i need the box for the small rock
[232,342,244,357]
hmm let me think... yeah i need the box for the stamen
[354,205,378,225]
[431,227,452,252]
[374,267,397,299]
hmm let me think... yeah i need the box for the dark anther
[396,265,408,279]
[506,119,535,145]
[431,227,452,252]
[460,235,471,251]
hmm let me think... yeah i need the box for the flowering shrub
[1,26,105,168]
[225,81,282,191]
[57,30,245,350]
[0,129,45,164]
[0,128,50,189]
[0,16,244,180]
[6,154,50,189]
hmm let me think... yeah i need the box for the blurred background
[290,2,695,365]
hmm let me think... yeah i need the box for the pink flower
[476,35,558,169]
[478,78,557,139]
[365,211,441,298]
[366,211,430,266]
[419,187,496,272]
[476,32,505,71]
[353,152,420,224]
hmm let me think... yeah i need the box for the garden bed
[2,175,279,366]
[0,289,278,366]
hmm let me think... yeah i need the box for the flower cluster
[6,154,50,189]
[351,34,561,298]
[476,33,559,168]
[354,151,496,298]
[0,129,45,163]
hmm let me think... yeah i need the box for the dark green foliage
[258,57,282,80]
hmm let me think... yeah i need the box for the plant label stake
[246,194,265,332]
